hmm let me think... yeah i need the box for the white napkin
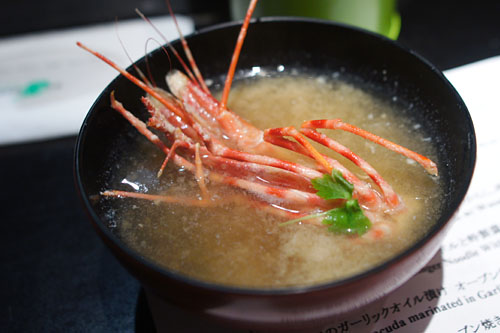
[0,15,193,145]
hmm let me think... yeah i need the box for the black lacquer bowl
[75,18,476,330]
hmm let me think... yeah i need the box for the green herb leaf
[322,199,371,236]
[280,171,371,236]
[311,170,353,200]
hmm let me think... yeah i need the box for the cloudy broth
[105,74,442,288]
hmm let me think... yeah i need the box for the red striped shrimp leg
[299,128,402,209]
[76,42,193,126]
[212,145,324,180]
[142,95,206,146]
[144,127,317,192]
[155,93,325,182]
[110,95,328,208]
[101,190,213,207]
[301,119,438,176]
[138,114,317,191]
[157,94,324,180]
[263,127,384,210]
[207,172,330,208]
[110,92,192,168]
[142,95,320,190]
[101,190,315,221]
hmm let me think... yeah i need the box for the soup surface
[102,73,442,288]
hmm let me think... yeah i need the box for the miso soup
[102,74,442,288]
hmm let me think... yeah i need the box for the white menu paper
[317,56,500,333]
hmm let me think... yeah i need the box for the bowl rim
[74,16,476,297]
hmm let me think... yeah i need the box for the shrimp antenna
[219,0,259,111]
[164,0,210,93]
[144,37,174,88]
[114,17,152,87]
[135,6,208,92]
[134,8,202,90]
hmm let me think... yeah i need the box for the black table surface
[2,1,499,332]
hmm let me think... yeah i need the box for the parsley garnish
[321,199,371,235]
[281,170,371,236]
[311,170,353,200]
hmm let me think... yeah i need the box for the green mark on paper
[21,80,50,97]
